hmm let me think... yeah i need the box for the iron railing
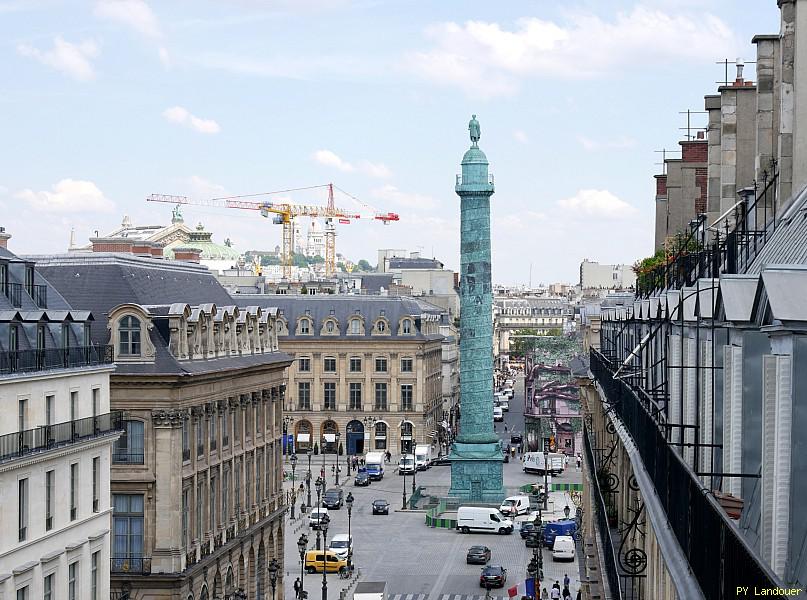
[111,557,151,574]
[584,423,622,599]
[5,282,22,307]
[0,345,114,375]
[3,282,48,308]
[637,168,779,297]
[0,411,123,464]
[590,349,780,598]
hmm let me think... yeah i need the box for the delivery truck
[523,452,566,475]
[414,444,432,470]
[365,451,385,480]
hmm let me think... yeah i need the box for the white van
[456,507,514,535]
[414,444,432,470]
[500,398,510,412]
[499,495,530,517]
[552,535,576,561]
[398,455,415,475]
[493,407,504,421]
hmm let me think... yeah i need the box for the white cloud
[186,175,228,198]
[16,179,114,213]
[158,46,171,67]
[162,106,221,134]
[513,130,528,144]
[371,184,435,210]
[577,135,637,152]
[312,150,392,178]
[494,211,546,231]
[94,0,161,38]
[313,149,354,172]
[17,37,99,82]
[408,7,737,97]
[557,189,637,219]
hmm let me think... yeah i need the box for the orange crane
[147,183,399,279]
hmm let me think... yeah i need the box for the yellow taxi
[304,550,347,574]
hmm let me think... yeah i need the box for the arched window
[326,320,335,333]
[119,315,141,356]
[402,319,412,334]
[377,320,386,333]
[299,318,311,335]
[374,422,387,450]
[349,318,361,334]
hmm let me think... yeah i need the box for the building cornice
[0,432,120,474]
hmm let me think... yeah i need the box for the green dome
[164,223,241,261]
[462,146,488,165]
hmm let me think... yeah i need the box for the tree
[356,259,373,272]
[309,255,325,264]
[510,329,539,358]
[300,285,308,295]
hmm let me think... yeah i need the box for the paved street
[282,376,584,599]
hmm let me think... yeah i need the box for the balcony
[0,411,123,464]
[3,282,47,308]
[589,349,779,596]
[0,345,113,376]
[111,557,151,575]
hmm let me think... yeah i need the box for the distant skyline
[0,0,780,284]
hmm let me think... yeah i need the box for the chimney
[0,227,10,249]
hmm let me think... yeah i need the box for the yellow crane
[147,184,399,279]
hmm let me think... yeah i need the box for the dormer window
[377,320,386,333]
[118,316,142,356]
[402,319,412,334]
[349,318,362,335]
[298,318,311,335]
[326,321,334,333]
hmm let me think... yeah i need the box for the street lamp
[291,454,299,519]
[335,432,341,486]
[345,492,354,570]
[411,446,417,496]
[306,469,312,509]
[401,457,408,510]
[268,557,279,600]
[297,533,308,600]
[315,477,324,550]
[321,519,329,600]
[282,416,295,456]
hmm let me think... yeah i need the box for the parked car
[479,565,507,588]
[323,488,344,509]
[493,407,504,422]
[525,533,541,548]
[308,508,330,530]
[354,471,371,486]
[372,499,390,515]
[519,521,537,539]
[552,535,576,561]
[510,433,523,445]
[328,533,353,560]
[466,545,491,565]
[304,550,347,574]
[398,455,416,475]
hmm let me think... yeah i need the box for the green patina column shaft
[448,115,505,502]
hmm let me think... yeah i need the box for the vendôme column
[448,115,506,502]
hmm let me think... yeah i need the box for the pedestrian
[504,423,508,432]
[564,574,570,588]
[576,454,582,470]
[550,587,560,600]
[541,588,549,600]
[575,590,582,600]
[562,587,571,600]
[293,577,302,598]
[553,581,561,592]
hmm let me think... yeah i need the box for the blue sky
[0,0,780,284]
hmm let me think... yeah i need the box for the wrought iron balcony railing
[0,411,123,464]
[5,282,22,307]
[0,345,113,376]
[589,349,780,597]
[3,282,48,308]
[111,557,151,574]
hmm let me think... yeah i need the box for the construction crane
[147,183,399,279]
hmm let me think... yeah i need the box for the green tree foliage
[356,259,373,272]
[510,328,540,358]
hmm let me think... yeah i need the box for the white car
[309,508,329,529]
[328,533,353,559]
[552,535,576,561]
[493,407,504,422]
